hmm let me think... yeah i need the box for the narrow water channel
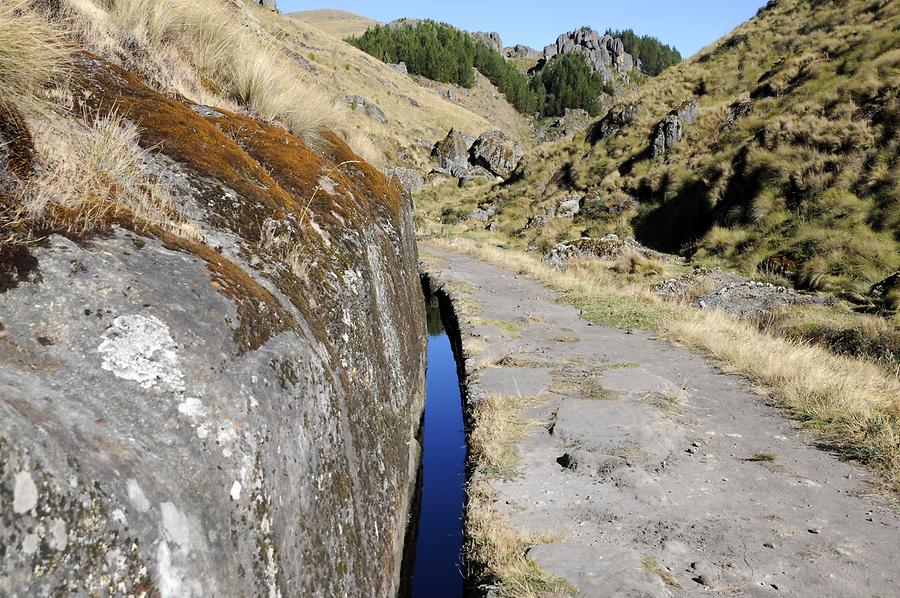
[405,291,466,597]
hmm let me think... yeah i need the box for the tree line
[347,21,612,117]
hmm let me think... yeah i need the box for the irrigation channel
[401,287,467,597]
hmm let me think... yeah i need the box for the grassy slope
[288,9,380,39]
[280,10,532,169]
[477,0,899,302]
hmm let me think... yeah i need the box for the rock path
[423,246,900,598]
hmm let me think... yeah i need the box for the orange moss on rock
[156,228,297,351]
[58,51,411,353]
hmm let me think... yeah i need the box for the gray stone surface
[505,44,542,60]
[654,267,832,318]
[346,94,387,124]
[469,130,523,178]
[385,165,425,195]
[432,128,473,173]
[651,113,682,157]
[423,247,900,598]
[589,103,638,143]
[0,54,425,597]
[472,31,504,54]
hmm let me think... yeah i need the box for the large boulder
[431,128,474,173]
[385,166,425,195]
[650,100,700,157]
[469,130,523,178]
[0,52,425,596]
[541,108,593,142]
[651,114,682,157]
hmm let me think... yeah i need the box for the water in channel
[409,293,466,597]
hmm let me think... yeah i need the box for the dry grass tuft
[100,0,183,46]
[612,248,664,276]
[466,483,576,598]
[469,393,532,481]
[0,2,71,110]
[60,0,336,146]
[465,390,574,596]
[224,42,337,145]
[24,109,201,241]
[343,130,384,170]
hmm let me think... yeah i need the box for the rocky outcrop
[346,94,387,124]
[385,165,425,195]
[721,99,753,132]
[544,28,642,80]
[255,0,278,11]
[588,103,639,143]
[469,130,523,178]
[430,128,522,184]
[472,31,503,54]
[654,267,832,317]
[651,114,682,157]
[539,108,592,142]
[651,100,699,157]
[506,44,542,60]
[543,235,676,270]
[650,100,700,158]
[1,53,425,596]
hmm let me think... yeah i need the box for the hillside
[451,0,899,305]
[276,11,532,170]
[288,8,380,38]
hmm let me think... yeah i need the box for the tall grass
[61,0,336,145]
[0,2,71,110]
[100,0,183,46]
[26,110,201,241]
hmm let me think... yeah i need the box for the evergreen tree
[605,29,682,76]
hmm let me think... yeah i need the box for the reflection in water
[410,295,466,597]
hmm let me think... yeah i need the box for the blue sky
[280,1,768,58]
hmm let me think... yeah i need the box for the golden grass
[100,0,183,46]
[670,311,900,480]
[425,235,900,491]
[58,0,336,145]
[0,2,71,110]
[25,109,201,241]
[469,393,532,481]
[466,483,576,598]
[465,391,575,596]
